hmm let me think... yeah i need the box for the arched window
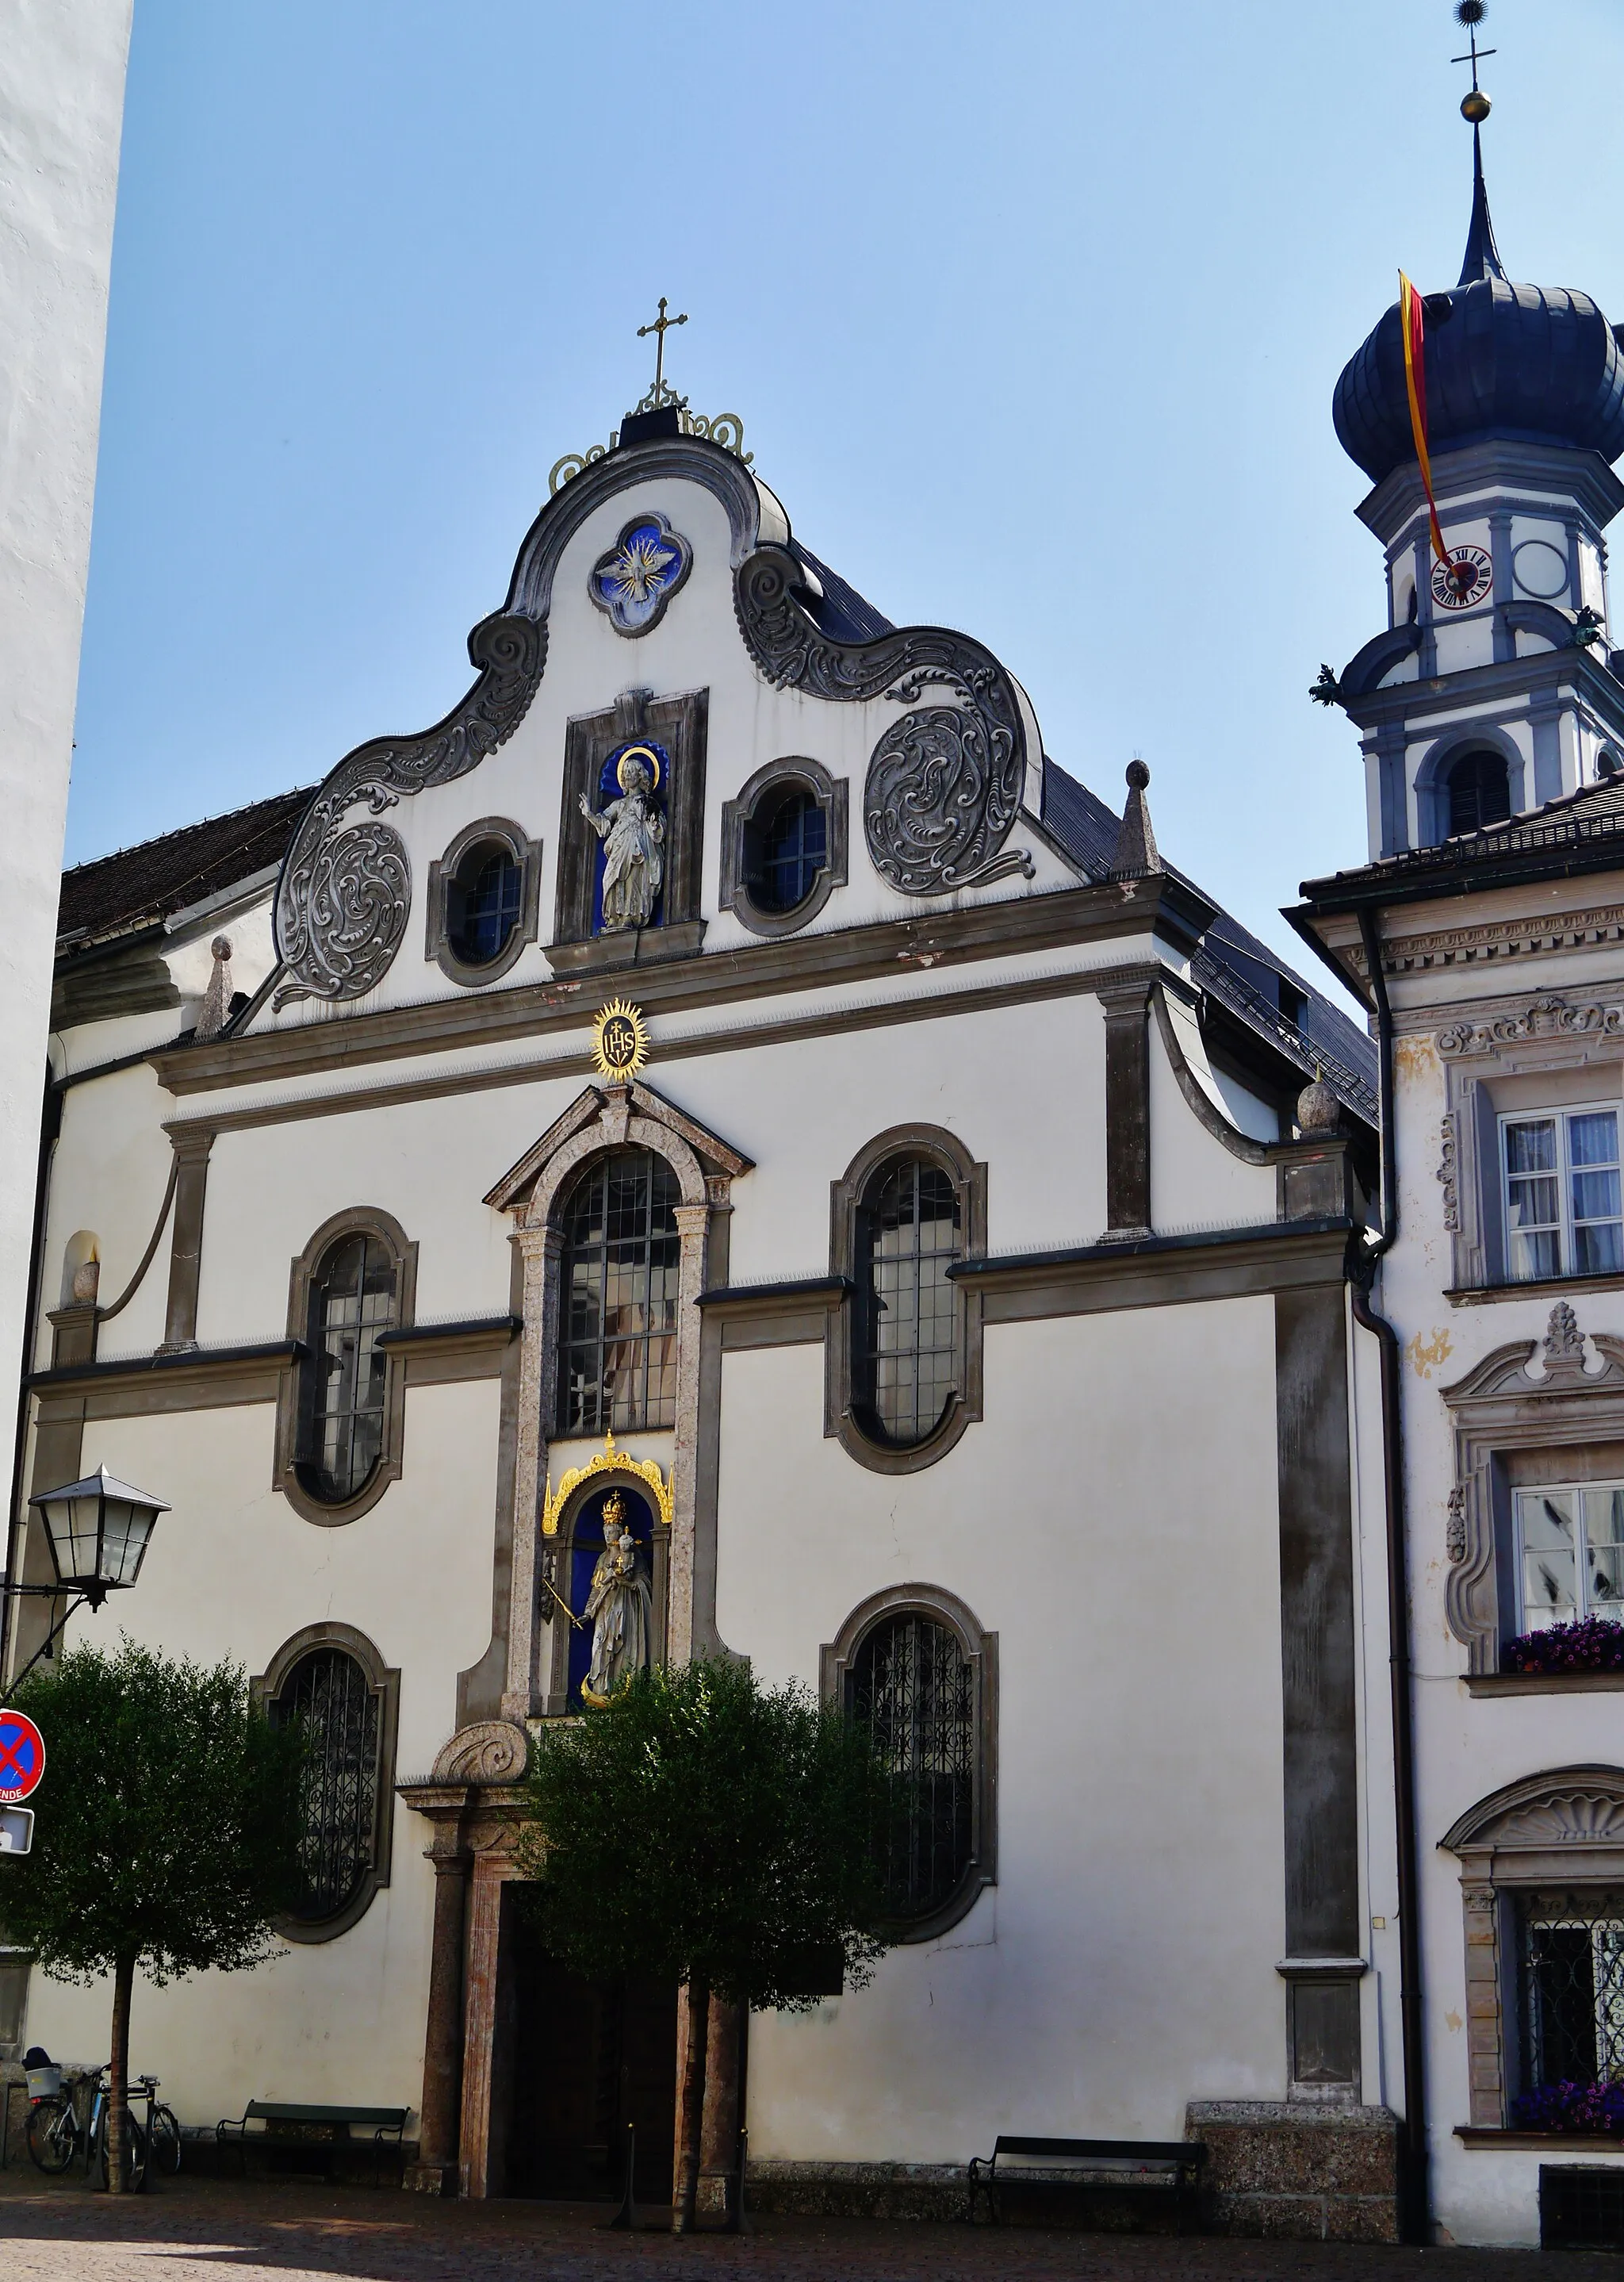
[855,1156,963,1448]
[259,1624,398,1943]
[557,1149,680,1435]
[852,1613,974,1920]
[823,1586,995,1942]
[278,1647,380,1921]
[304,1233,396,1503]
[448,841,523,967]
[745,786,827,915]
[1447,748,1512,838]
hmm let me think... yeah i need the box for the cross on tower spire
[1451,0,1496,121]
[636,297,688,410]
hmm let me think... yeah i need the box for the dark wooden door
[508,1917,677,2203]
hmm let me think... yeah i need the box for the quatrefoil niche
[588,512,692,636]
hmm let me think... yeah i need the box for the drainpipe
[1352,904,1428,2244]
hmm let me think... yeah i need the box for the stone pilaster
[502,1225,561,1722]
[666,1201,710,1664]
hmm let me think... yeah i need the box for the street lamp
[2,1466,169,1685]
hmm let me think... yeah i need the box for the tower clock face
[1431,546,1493,611]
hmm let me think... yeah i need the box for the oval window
[448,842,523,967]
[745,787,827,915]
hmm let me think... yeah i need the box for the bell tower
[1321,21,1624,860]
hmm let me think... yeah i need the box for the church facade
[2,383,1404,2227]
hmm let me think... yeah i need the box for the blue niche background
[590,739,669,936]
[566,1482,657,1709]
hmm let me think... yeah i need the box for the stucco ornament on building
[540,1429,673,1538]
[733,544,1034,896]
[1436,991,1624,1057]
[274,609,546,1007]
[589,512,691,636]
[592,999,649,1084]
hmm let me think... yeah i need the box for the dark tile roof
[57,785,314,956]
[1298,775,1624,910]
[786,539,895,644]
[1043,761,1377,1123]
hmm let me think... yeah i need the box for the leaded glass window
[275,1647,381,1924]
[557,1150,680,1435]
[304,1234,395,1503]
[448,842,523,967]
[850,1613,975,1921]
[855,1157,962,1448]
[745,787,826,914]
[1503,1107,1623,1280]
[1519,1892,1624,2092]
[1514,1483,1624,1631]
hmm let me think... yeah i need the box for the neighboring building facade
[0,0,133,2063]
[6,387,1405,2228]
[1297,145,1624,2248]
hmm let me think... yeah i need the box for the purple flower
[1511,2081,1624,2134]
[1502,1617,1624,1674]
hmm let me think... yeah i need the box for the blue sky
[67,0,1624,980]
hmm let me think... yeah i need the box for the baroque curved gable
[271,433,1039,1008]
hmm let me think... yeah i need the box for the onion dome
[1333,132,1624,485]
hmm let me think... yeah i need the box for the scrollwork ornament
[733,544,1033,896]
[431,1719,529,1787]
[275,609,546,1006]
[1437,994,1624,1058]
[1438,1114,1459,1232]
[274,821,411,1008]
[1446,1484,1469,1563]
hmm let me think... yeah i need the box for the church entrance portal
[506,1896,678,2203]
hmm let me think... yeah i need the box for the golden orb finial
[1461,88,1491,123]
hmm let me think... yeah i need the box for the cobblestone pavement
[0,2172,1618,2282]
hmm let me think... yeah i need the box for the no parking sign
[0,1709,44,1803]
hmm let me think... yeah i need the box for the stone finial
[195,934,234,1041]
[1109,760,1162,880]
[1296,1076,1343,1137]
[1545,1300,1587,1376]
[70,1256,100,1306]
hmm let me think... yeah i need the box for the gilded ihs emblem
[592,998,649,1083]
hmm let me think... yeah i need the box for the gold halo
[592,997,649,1083]
[615,742,661,793]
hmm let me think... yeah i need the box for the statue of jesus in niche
[580,750,665,931]
[581,1490,653,1704]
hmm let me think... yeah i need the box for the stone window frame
[550,687,709,973]
[1441,1764,1624,2127]
[274,1206,418,1528]
[538,1470,672,1720]
[826,1124,986,1477]
[483,1080,752,1722]
[252,1620,400,1945]
[718,756,848,938]
[424,815,542,988]
[1440,1300,1624,1677]
[1415,724,1526,849]
[1436,994,1624,1300]
[819,1582,997,1944]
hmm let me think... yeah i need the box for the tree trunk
[107,1953,135,2195]
[672,1972,710,2234]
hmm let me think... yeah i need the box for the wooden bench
[967,2136,1206,2229]
[217,2100,408,2184]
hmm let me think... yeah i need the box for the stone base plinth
[403,2161,458,2196]
[1186,2101,1400,2242]
[746,2161,970,2223]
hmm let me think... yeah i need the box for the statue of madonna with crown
[580,1490,655,1705]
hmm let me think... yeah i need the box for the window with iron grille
[303,1233,396,1503]
[854,1157,962,1448]
[557,1149,680,1435]
[274,1647,381,1925]
[1519,1892,1624,2093]
[848,1613,975,1922]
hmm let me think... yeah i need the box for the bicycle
[24,2050,180,2186]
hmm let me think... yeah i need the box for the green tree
[516,1656,891,2231]
[2,1639,305,2191]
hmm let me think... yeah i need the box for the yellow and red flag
[1399,271,1450,569]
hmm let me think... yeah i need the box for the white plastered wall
[723,1298,1289,2157]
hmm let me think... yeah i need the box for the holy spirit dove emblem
[589,512,692,635]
